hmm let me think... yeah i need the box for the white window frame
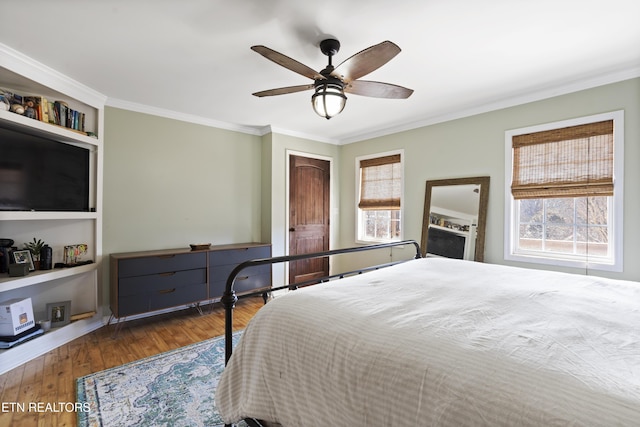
[504,110,624,272]
[355,149,404,244]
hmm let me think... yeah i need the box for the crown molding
[337,65,640,145]
[101,63,640,145]
[105,99,342,144]
[262,125,340,145]
[16,35,631,147]
[0,43,107,108]
[105,98,264,135]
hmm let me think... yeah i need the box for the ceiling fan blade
[252,84,315,97]
[344,80,414,99]
[251,45,325,81]
[331,41,401,82]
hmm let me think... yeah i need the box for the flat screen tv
[0,126,90,212]
[427,226,466,260]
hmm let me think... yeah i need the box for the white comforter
[215,258,640,426]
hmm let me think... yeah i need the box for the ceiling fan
[251,39,414,119]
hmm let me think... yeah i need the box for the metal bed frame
[221,240,421,427]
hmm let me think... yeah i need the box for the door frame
[285,150,334,284]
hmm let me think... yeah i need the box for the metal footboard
[221,239,421,365]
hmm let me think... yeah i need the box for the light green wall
[260,132,273,245]
[103,108,264,253]
[101,77,640,314]
[339,77,640,280]
[102,109,340,309]
[102,108,264,306]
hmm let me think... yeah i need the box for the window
[504,111,623,271]
[356,151,403,242]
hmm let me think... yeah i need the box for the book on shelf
[53,101,85,132]
[22,96,39,120]
[11,92,23,106]
[23,95,50,123]
[48,100,57,124]
[54,100,67,127]
[2,89,89,135]
[40,96,49,123]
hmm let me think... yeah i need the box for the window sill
[505,251,621,272]
[356,237,403,244]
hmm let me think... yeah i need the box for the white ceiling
[2,0,639,144]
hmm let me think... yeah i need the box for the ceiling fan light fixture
[252,39,412,119]
[312,79,347,120]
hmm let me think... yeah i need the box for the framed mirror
[421,176,490,262]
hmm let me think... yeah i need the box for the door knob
[289,227,295,232]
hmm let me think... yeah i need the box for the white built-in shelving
[0,43,106,375]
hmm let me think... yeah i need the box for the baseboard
[102,299,222,326]
[0,316,105,376]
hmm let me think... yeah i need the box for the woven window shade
[359,154,402,210]
[511,120,614,200]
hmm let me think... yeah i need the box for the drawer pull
[159,272,176,277]
[159,288,176,294]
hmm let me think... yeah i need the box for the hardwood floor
[0,296,264,427]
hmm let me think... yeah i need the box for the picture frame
[12,249,35,271]
[64,243,88,265]
[46,301,71,328]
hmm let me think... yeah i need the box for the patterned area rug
[77,332,245,427]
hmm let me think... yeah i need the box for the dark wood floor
[0,296,264,427]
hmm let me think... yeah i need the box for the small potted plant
[24,238,45,270]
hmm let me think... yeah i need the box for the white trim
[3,44,635,146]
[0,316,104,376]
[0,43,107,108]
[106,97,264,136]
[338,66,640,145]
[355,149,405,244]
[103,101,345,144]
[102,300,221,327]
[103,57,639,147]
[504,110,624,272]
[267,125,339,145]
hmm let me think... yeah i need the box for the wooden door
[289,155,330,284]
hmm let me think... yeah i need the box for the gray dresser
[110,243,271,319]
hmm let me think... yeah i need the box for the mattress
[215,257,640,426]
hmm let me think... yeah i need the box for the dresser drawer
[119,268,207,297]
[118,252,206,278]
[149,282,207,311]
[118,282,207,317]
[210,265,271,297]
[210,263,270,286]
[209,246,271,267]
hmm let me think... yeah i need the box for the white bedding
[215,258,640,426]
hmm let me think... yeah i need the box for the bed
[215,244,640,426]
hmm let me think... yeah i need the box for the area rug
[77,332,246,427]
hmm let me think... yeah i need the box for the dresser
[110,243,271,320]
[208,244,271,297]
